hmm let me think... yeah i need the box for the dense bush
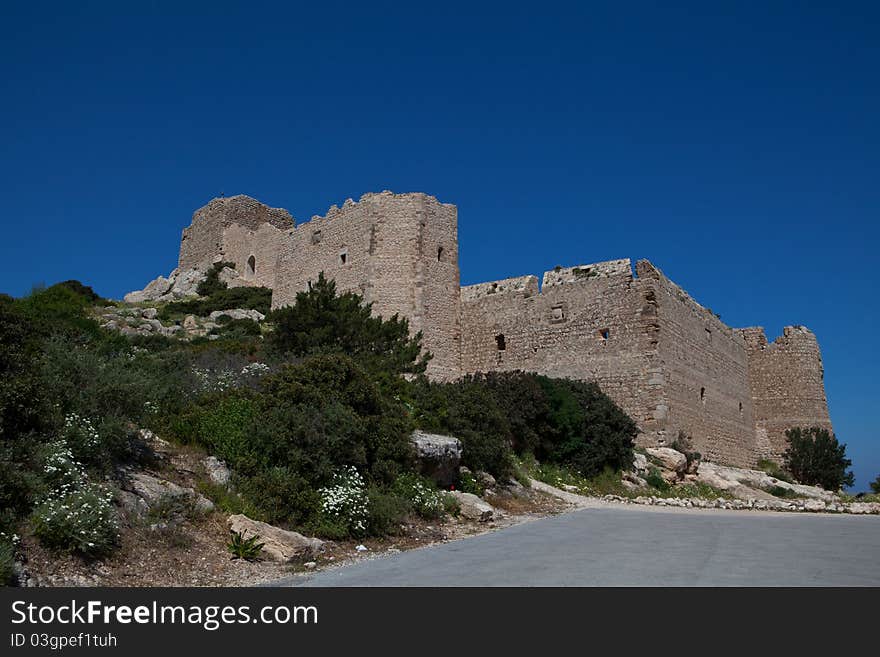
[410,377,515,479]
[196,261,236,297]
[871,475,880,495]
[268,273,430,376]
[409,371,637,480]
[0,536,16,585]
[176,354,415,530]
[784,426,854,491]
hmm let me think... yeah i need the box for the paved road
[272,506,880,586]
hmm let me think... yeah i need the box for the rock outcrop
[227,515,324,562]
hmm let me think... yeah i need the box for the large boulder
[227,515,324,562]
[124,275,174,303]
[128,473,214,513]
[410,430,462,487]
[450,491,495,522]
[646,447,688,475]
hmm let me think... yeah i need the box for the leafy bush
[392,473,445,519]
[784,427,854,491]
[645,467,670,492]
[0,538,15,585]
[197,262,236,297]
[871,475,880,495]
[227,530,265,561]
[409,377,515,479]
[317,467,370,538]
[268,273,429,376]
[365,487,410,536]
[32,484,118,557]
[409,371,637,480]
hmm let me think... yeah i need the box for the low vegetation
[0,273,642,567]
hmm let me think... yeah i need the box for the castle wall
[169,191,834,470]
[637,261,756,467]
[742,326,833,462]
[179,195,294,284]
[272,192,460,379]
[460,259,664,434]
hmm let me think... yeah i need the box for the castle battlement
[161,191,833,468]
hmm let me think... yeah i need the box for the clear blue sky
[1,2,877,489]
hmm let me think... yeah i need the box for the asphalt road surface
[273,505,880,586]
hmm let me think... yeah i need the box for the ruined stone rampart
[636,261,756,466]
[160,191,833,468]
[272,192,461,379]
[179,195,293,288]
[742,326,832,461]
[461,259,664,444]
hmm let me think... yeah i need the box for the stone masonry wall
[637,261,757,467]
[178,195,294,285]
[742,326,833,462]
[173,191,833,469]
[272,192,461,380]
[460,259,664,436]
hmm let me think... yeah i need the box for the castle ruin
[161,191,834,468]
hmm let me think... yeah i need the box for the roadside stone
[646,447,687,474]
[227,515,323,562]
[451,491,495,522]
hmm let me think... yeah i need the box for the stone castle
[155,191,833,469]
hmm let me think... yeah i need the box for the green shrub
[268,273,429,376]
[869,475,880,495]
[457,470,485,496]
[317,467,370,538]
[366,487,410,536]
[235,467,320,527]
[645,467,670,492]
[210,318,261,338]
[409,377,515,479]
[227,530,264,561]
[392,473,445,519]
[197,262,236,297]
[766,485,798,499]
[409,371,637,480]
[196,481,258,517]
[0,536,15,586]
[784,427,854,490]
[32,483,118,557]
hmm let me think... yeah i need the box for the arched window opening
[437,246,444,262]
[247,255,256,278]
[700,387,706,404]
[495,334,506,351]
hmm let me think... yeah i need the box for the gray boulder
[410,430,462,487]
[227,515,324,562]
[128,473,214,513]
[450,491,495,522]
